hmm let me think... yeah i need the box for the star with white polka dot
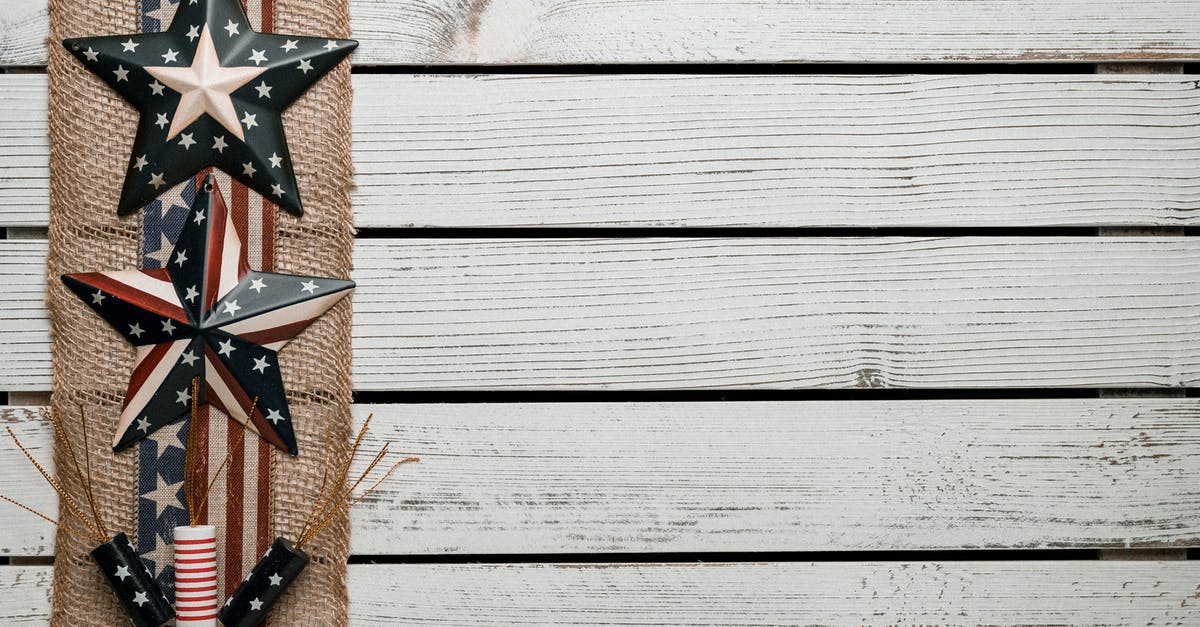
[62,0,358,216]
[61,174,355,453]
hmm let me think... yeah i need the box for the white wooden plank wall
[4,73,1200,227]
[2,0,1198,624]
[4,562,1198,624]
[5,401,1200,557]
[2,237,1198,390]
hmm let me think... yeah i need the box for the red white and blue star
[62,175,354,454]
[62,0,356,216]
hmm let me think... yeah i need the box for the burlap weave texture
[46,0,355,623]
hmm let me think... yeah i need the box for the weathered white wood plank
[3,238,1200,391]
[353,237,1200,389]
[3,400,1199,556]
[6,0,1200,65]
[348,562,1200,625]
[5,562,1200,624]
[0,76,48,227]
[352,0,1200,64]
[0,0,44,67]
[0,408,55,556]
[350,400,1200,554]
[0,241,52,391]
[0,566,51,625]
[6,74,1200,228]
[353,74,1200,228]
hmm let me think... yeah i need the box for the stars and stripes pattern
[174,525,219,624]
[218,537,308,627]
[60,0,357,606]
[68,164,349,599]
[62,174,354,454]
[90,532,175,626]
[63,0,356,216]
[143,42,258,618]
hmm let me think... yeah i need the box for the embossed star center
[145,26,265,141]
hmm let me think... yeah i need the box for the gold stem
[299,448,403,547]
[45,407,93,521]
[6,426,103,543]
[300,447,389,545]
[298,456,419,549]
[76,404,108,537]
[300,416,374,543]
[296,439,333,543]
[0,494,97,544]
[183,376,201,527]
[194,397,257,523]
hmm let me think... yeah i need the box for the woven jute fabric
[46,0,356,624]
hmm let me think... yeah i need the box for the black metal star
[63,0,356,217]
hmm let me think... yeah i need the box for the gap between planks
[3,237,1200,391]
[1091,63,1190,562]
[4,0,1200,65]
[3,73,1200,228]
[3,562,1200,624]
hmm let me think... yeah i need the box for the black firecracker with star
[218,537,309,627]
[61,175,355,454]
[90,533,175,627]
[63,0,356,216]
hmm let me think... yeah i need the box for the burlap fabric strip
[46,0,355,623]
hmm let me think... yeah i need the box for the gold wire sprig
[76,404,109,538]
[179,375,262,528]
[296,415,372,544]
[296,424,334,540]
[0,406,113,546]
[0,494,97,544]
[294,414,419,549]
[44,405,109,539]
[297,454,419,549]
[5,425,106,544]
[296,414,374,543]
[305,444,391,540]
[183,376,202,526]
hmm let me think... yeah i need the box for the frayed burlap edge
[46,0,356,624]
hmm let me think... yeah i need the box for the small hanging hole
[203,183,213,192]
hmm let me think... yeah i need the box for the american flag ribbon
[137,0,276,602]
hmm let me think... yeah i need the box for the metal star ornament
[62,0,357,216]
[62,175,355,454]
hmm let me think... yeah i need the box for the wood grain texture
[3,237,1200,391]
[0,408,55,557]
[353,74,1200,228]
[6,73,1200,228]
[347,562,1200,625]
[352,237,1200,390]
[5,562,1200,624]
[3,400,1199,556]
[6,0,1200,65]
[0,241,51,391]
[0,566,51,625]
[0,76,48,227]
[351,0,1200,64]
[0,0,43,66]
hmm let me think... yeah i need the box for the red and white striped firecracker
[174,525,219,625]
